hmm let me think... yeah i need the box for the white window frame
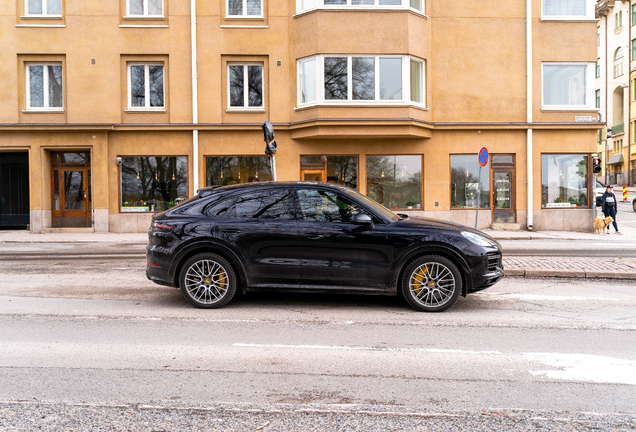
[225,0,264,19]
[541,0,595,21]
[541,62,595,111]
[127,62,165,111]
[295,0,425,17]
[25,63,63,112]
[297,55,426,109]
[227,63,265,111]
[24,0,62,17]
[125,0,164,18]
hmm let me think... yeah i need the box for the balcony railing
[611,123,624,135]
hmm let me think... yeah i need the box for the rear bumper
[146,247,176,287]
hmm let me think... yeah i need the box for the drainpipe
[191,0,200,193]
[629,0,633,186]
[606,10,610,184]
[526,0,533,230]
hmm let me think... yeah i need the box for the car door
[294,187,389,291]
[205,188,301,288]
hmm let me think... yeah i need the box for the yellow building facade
[0,0,600,233]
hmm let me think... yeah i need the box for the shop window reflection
[367,155,422,209]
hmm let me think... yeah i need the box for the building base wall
[532,209,593,232]
[109,213,153,233]
[93,209,109,233]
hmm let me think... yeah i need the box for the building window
[126,0,163,17]
[298,55,425,107]
[595,59,600,78]
[24,0,61,16]
[632,4,636,26]
[632,39,636,61]
[227,0,262,17]
[597,26,600,45]
[127,63,164,110]
[541,0,593,20]
[542,63,593,109]
[300,156,358,189]
[595,89,600,109]
[367,155,422,210]
[120,156,188,212]
[633,79,636,100]
[26,64,63,110]
[616,11,623,29]
[614,47,625,78]
[297,0,423,15]
[542,154,588,208]
[228,64,263,109]
[450,155,490,209]
[206,156,272,186]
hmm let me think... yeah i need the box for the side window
[296,189,362,223]
[203,198,237,218]
[235,189,295,220]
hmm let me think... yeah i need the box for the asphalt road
[1,258,635,430]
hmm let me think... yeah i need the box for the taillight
[152,221,174,231]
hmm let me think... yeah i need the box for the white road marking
[525,353,636,385]
[479,294,620,302]
[234,344,636,385]
[233,343,501,355]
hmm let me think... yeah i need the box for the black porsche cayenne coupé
[146,181,503,312]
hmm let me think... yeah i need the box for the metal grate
[486,252,502,272]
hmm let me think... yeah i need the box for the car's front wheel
[179,253,237,309]
[402,255,462,312]
[633,199,636,212]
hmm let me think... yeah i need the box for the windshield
[346,189,400,222]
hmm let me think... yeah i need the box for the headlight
[461,231,495,247]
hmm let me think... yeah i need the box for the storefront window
[367,155,422,209]
[326,156,357,189]
[206,156,273,186]
[120,156,187,212]
[450,155,490,209]
[541,154,588,208]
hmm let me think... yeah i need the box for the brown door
[492,168,515,223]
[52,152,91,228]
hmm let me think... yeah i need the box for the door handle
[307,234,323,240]
[83,190,87,199]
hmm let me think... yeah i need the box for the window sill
[123,15,165,20]
[220,24,269,28]
[225,108,266,113]
[16,23,66,27]
[224,16,265,20]
[22,109,64,113]
[120,24,169,28]
[295,102,428,111]
[20,15,63,19]
[540,17,599,22]
[294,7,427,18]
[541,107,597,112]
[125,109,167,113]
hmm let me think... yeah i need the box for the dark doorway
[0,152,30,229]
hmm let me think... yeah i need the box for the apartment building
[596,0,636,186]
[0,0,599,232]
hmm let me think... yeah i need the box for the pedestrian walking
[601,185,621,234]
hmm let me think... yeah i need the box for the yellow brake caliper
[413,267,428,297]
[218,271,227,291]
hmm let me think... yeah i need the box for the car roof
[197,181,354,196]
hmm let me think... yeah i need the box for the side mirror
[352,213,373,227]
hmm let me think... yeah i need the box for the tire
[401,255,462,312]
[179,253,237,309]
[633,200,636,212]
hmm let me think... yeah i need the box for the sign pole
[476,147,489,230]
[271,156,277,181]
[475,165,481,229]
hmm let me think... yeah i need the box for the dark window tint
[236,190,294,220]
[296,189,362,223]
[203,198,237,218]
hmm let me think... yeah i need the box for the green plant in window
[553,196,564,203]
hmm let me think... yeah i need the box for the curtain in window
[543,64,586,106]
[543,0,586,16]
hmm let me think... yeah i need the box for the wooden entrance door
[52,152,91,228]
[301,169,326,182]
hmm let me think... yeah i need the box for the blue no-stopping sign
[478,147,489,167]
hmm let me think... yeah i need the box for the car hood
[393,216,496,240]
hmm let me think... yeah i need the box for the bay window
[296,0,424,14]
[298,55,425,107]
[542,63,594,110]
[541,0,594,20]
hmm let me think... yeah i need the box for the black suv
[147,182,503,312]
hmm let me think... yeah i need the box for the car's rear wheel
[633,199,636,212]
[179,253,237,309]
[402,255,462,312]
